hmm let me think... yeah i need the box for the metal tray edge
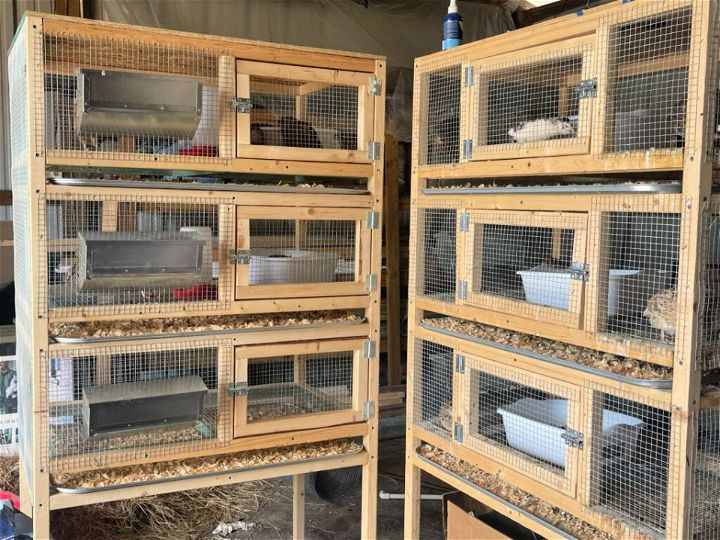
[51,318,368,344]
[419,322,672,389]
[51,178,369,195]
[415,449,574,540]
[422,183,682,195]
[52,447,365,494]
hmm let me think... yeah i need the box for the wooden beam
[293,474,306,540]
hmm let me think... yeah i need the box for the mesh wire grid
[245,75,360,151]
[585,385,671,538]
[459,355,578,490]
[601,3,694,155]
[474,46,589,153]
[692,408,720,539]
[418,64,463,166]
[41,31,233,163]
[699,197,720,370]
[587,196,682,347]
[413,340,454,439]
[461,211,584,325]
[40,192,233,318]
[44,340,232,473]
[244,219,357,285]
[416,207,457,303]
[245,352,354,422]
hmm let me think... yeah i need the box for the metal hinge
[363,340,377,359]
[463,139,473,160]
[368,75,382,96]
[455,354,465,374]
[227,382,248,397]
[230,97,253,113]
[368,141,381,161]
[569,261,590,281]
[458,280,468,300]
[575,78,598,99]
[459,212,470,232]
[229,249,251,265]
[464,65,474,87]
[363,400,376,420]
[561,428,584,449]
[454,423,464,442]
[366,273,378,293]
[367,210,380,229]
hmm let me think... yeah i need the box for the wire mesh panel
[587,196,682,348]
[44,340,232,473]
[236,61,370,161]
[458,353,580,495]
[233,340,365,437]
[41,192,233,319]
[472,41,593,159]
[699,198,720,370]
[42,31,233,164]
[418,64,462,166]
[601,4,693,155]
[585,385,671,538]
[235,208,368,298]
[460,210,587,327]
[416,207,457,303]
[413,340,454,439]
[692,408,720,539]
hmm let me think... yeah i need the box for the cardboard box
[443,491,536,540]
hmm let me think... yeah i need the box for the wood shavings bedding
[52,439,362,489]
[423,317,671,380]
[50,311,363,338]
[418,445,614,540]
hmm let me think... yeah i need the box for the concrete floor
[232,438,445,540]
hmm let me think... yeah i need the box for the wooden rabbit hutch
[9,13,385,539]
[406,1,720,539]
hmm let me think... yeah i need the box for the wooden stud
[293,474,306,540]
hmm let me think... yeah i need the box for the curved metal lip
[52,447,365,494]
[415,449,574,540]
[422,183,682,195]
[50,177,369,195]
[51,318,367,344]
[419,321,672,389]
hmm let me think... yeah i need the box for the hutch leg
[293,474,305,540]
[360,434,379,539]
[403,436,422,540]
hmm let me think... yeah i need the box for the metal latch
[363,400,376,420]
[229,249,251,265]
[367,210,380,229]
[575,78,598,99]
[227,382,248,397]
[561,428,584,449]
[455,354,465,374]
[569,262,590,281]
[368,141,381,161]
[464,65,474,87]
[363,340,377,359]
[463,139,473,160]
[454,423,464,442]
[366,273,378,293]
[230,97,253,113]
[459,212,470,232]
[458,280,468,301]
[368,75,382,96]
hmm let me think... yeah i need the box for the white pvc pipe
[378,490,444,501]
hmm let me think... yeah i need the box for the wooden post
[293,474,306,540]
[384,134,402,386]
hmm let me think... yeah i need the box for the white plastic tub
[517,266,641,314]
[497,398,643,468]
[249,249,339,285]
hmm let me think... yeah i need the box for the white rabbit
[508,118,576,143]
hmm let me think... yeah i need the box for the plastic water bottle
[442,0,463,50]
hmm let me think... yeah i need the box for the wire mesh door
[470,36,594,160]
[460,210,588,328]
[458,352,581,496]
[236,60,375,163]
[600,3,693,155]
[234,207,371,299]
[418,64,463,166]
[232,340,367,437]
